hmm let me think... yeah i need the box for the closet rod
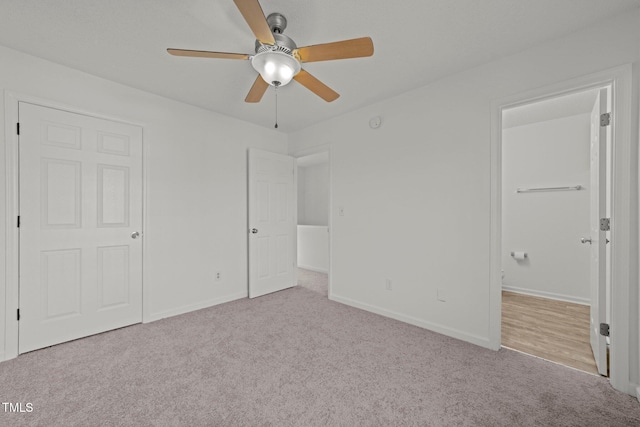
[516,185,582,193]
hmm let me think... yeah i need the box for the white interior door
[248,149,296,298]
[19,102,143,353]
[589,88,608,376]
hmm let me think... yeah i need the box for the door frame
[3,91,149,361]
[291,145,333,298]
[489,64,634,394]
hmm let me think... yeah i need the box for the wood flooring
[501,291,600,375]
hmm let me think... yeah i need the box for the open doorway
[500,87,611,376]
[296,152,330,297]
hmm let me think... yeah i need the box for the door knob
[251,228,258,234]
[131,231,140,239]
[580,237,592,244]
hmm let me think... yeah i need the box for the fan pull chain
[274,84,279,129]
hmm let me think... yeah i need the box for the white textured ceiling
[0,0,638,132]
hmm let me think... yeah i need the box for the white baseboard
[0,352,5,363]
[330,293,492,350]
[146,292,247,323]
[635,385,640,402]
[298,264,328,273]
[501,285,590,306]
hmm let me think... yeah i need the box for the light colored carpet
[296,268,328,296]
[1,268,639,426]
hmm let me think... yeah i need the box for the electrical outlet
[338,206,345,216]
[385,278,392,291]
[215,271,222,282]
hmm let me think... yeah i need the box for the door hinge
[17,216,20,228]
[600,113,611,127]
[16,122,20,135]
[17,309,20,321]
[600,218,610,231]
[600,322,610,337]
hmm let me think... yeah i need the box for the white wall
[288,10,639,384]
[0,45,287,360]
[297,225,329,273]
[297,163,329,226]
[502,113,591,304]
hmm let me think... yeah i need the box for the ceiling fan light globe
[264,61,276,74]
[251,50,300,87]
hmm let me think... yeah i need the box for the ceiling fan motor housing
[254,33,297,54]
[254,13,297,54]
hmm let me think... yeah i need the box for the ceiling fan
[167,0,374,103]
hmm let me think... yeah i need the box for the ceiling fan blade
[167,48,249,60]
[233,0,275,45]
[294,37,374,63]
[245,75,269,103]
[293,69,340,102]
